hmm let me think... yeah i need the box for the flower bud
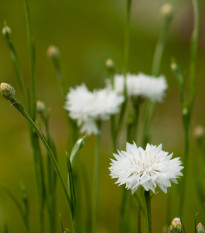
[182,108,188,116]
[47,45,59,59]
[196,223,205,233]
[0,83,15,101]
[160,3,174,21]
[36,100,46,113]
[2,25,11,37]
[194,125,205,139]
[106,58,114,71]
[168,218,183,233]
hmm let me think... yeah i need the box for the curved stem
[9,98,76,231]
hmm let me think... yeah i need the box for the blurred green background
[0,0,205,232]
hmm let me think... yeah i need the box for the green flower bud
[194,125,205,139]
[196,223,205,233]
[160,3,174,21]
[2,25,11,37]
[168,218,183,233]
[106,58,114,71]
[0,83,15,101]
[47,45,59,59]
[36,100,46,113]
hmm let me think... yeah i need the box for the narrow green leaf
[70,135,87,165]
[66,157,76,219]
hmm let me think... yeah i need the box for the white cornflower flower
[109,143,183,194]
[113,73,168,102]
[65,84,124,135]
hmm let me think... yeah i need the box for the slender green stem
[30,133,45,233]
[93,122,102,233]
[49,47,78,145]
[189,0,199,113]
[166,192,171,226]
[132,104,140,142]
[151,16,172,76]
[0,185,31,233]
[123,0,131,82]
[119,189,128,233]
[40,113,57,233]
[3,32,27,106]
[116,0,132,144]
[52,57,67,96]
[9,98,73,224]
[137,207,141,233]
[144,191,152,233]
[178,0,199,216]
[24,0,36,119]
[179,120,190,217]
[142,7,173,147]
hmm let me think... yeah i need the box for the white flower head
[113,73,168,102]
[65,84,124,135]
[109,143,183,194]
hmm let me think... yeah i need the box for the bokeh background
[0,0,205,232]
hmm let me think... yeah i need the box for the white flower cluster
[113,73,168,102]
[109,142,183,194]
[65,84,124,135]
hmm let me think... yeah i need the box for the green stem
[189,0,199,113]
[151,16,172,76]
[142,7,172,147]
[40,114,57,233]
[166,192,171,226]
[179,120,190,217]
[9,98,75,230]
[137,207,141,233]
[52,57,67,96]
[30,133,45,233]
[24,0,36,119]
[93,123,102,233]
[132,104,140,142]
[119,189,128,233]
[3,33,27,106]
[144,191,152,233]
[116,0,132,144]
[179,0,199,217]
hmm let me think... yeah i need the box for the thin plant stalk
[116,0,132,142]
[39,112,58,233]
[142,7,173,147]
[178,0,199,216]
[93,122,102,233]
[24,0,36,119]
[2,28,27,106]
[8,97,76,232]
[30,133,46,233]
[0,185,31,233]
[119,103,140,232]
[48,46,78,144]
[144,191,152,233]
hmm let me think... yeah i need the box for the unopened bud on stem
[2,25,11,37]
[0,83,15,101]
[168,218,183,233]
[106,58,114,71]
[47,45,59,59]
[36,100,46,113]
[194,125,205,139]
[196,223,205,233]
[160,3,174,21]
